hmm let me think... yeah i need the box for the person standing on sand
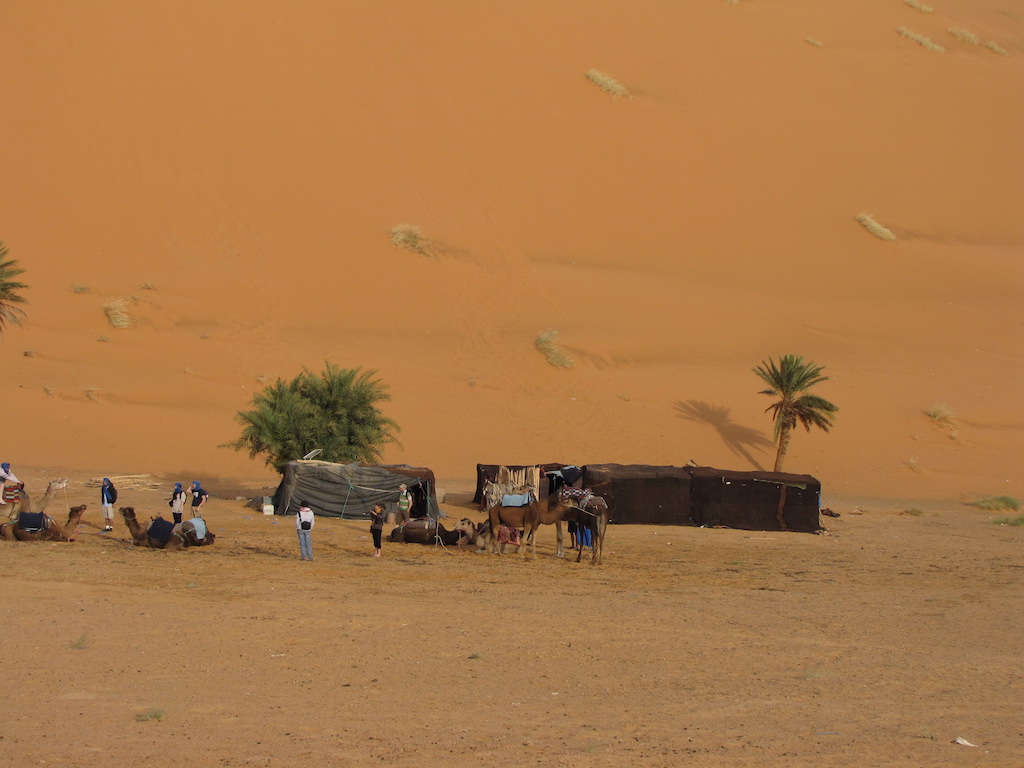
[0,462,20,514]
[99,477,117,532]
[396,483,413,522]
[296,500,315,561]
[370,502,385,557]
[169,482,187,524]
[190,481,208,517]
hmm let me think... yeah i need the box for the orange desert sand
[0,1,1021,766]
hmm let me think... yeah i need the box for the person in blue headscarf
[169,482,187,524]
[99,477,118,532]
[190,481,208,517]
[0,462,20,512]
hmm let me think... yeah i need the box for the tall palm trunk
[774,424,792,472]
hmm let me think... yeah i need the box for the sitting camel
[0,504,87,542]
[388,517,467,546]
[120,507,216,551]
[454,519,492,552]
[487,487,610,564]
[3,477,67,519]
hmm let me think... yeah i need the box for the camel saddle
[147,517,175,544]
[16,512,46,532]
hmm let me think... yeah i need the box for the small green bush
[903,0,933,13]
[984,41,1009,56]
[968,496,1020,512]
[924,403,956,427]
[72,284,91,294]
[992,514,1024,526]
[135,708,164,722]
[389,224,436,258]
[948,28,980,45]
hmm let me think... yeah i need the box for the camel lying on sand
[0,504,87,542]
[486,488,609,564]
[120,507,216,550]
[388,517,469,546]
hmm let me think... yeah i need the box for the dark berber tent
[273,460,439,520]
[582,463,822,533]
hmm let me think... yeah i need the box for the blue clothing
[297,529,313,560]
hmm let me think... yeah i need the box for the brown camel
[120,507,216,550]
[0,504,87,542]
[486,488,610,564]
[387,517,466,546]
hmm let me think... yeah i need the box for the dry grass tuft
[924,403,956,427]
[72,284,91,294]
[135,708,165,722]
[805,37,825,48]
[139,283,157,291]
[897,26,945,52]
[903,456,922,473]
[984,41,1009,56]
[43,386,59,399]
[948,28,980,45]
[103,298,133,328]
[389,224,438,258]
[855,213,897,241]
[535,330,575,369]
[585,69,632,100]
[968,495,1020,512]
[85,388,100,403]
[903,0,933,12]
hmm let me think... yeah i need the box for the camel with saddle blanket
[485,486,609,564]
[120,507,216,550]
[0,504,87,543]
[388,517,469,546]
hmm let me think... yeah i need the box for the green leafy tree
[0,242,28,335]
[753,354,838,472]
[226,363,400,472]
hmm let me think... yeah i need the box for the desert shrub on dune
[948,28,980,45]
[389,224,437,258]
[0,242,29,335]
[897,26,945,53]
[805,37,825,48]
[585,69,631,100]
[225,362,400,472]
[103,298,133,328]
[968,496,1020,512]
[535,329,575,369]
[855,213,897,241]
[903,0,933,13]
[984,41,1009,56]
[754,354,838,472]
[924,403,956,427]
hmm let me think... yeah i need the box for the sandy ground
[1,474,1021,767]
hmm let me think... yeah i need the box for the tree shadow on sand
[674,400,775,471]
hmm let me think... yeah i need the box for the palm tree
[225,363,400,472]
[0,242,28,335]
[753,354,838,472]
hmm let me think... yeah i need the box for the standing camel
[486,488,610,564]
[0,503,86,542]
[120,507,216,550]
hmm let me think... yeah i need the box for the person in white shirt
[296,501,315,561]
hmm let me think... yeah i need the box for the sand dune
[0,1,1020,503]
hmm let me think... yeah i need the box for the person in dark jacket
[370,502,385,557]
[190,481,208,517]
[99,478,117,532]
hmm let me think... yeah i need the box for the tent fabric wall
[582,464,693,525]
[274,461,438,520]
[582,463,821,533]
[687,467,821,532]
[472,463,568,505]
